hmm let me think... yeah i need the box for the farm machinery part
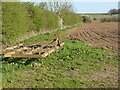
[2,37,64,58]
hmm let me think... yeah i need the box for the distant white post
[58,16,64,29]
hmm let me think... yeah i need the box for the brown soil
[68,21,118,51]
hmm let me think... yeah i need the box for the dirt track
[68,21,118,51]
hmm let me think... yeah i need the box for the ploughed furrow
[69,30,85,43]
[78,30,89,43]
[82,29,89,37]
[84,29,99,44]
[90,29,118,49]
[108,29,118,35]
[80,29,94,44]
[94,29,118,44]
[68,21,118,50]
[94,29,118,41]
[90,31,110,47]
[92,30,114,43]
[90,30,109,42]
[102,30,119,43]
[84,29,101,46]
[82,29,95,44]
[91,29,110,43]
[69,33,77,40]
[77,31,85,42]
[105,30,118,38]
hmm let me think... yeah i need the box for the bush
[93,17,97,20]
[2,2,59,46]
[82,15,92,23]
[2,2,82,46]
[60,9,82,26]
[2,2,31,46]
[25,3,58,31]
[100,15,119,22]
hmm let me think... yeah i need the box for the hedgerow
[2,2,82,46]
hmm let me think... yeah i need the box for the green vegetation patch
[2,39,118,88]
[100,15,119,22]
[2,2,82,47]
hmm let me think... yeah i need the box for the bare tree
[46,1,74,15]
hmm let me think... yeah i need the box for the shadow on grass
[2,57,40,66]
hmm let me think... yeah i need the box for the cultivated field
[68,21,118,51]
[2,21,118,88]
[2,1,119,89]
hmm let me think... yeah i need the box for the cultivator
[2,37,64,58]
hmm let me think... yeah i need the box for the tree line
[108,8,120,15]
[2,2,82,46]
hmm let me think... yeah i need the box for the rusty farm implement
[2,35,64,58]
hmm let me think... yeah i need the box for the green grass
[21,24,79,44]
[2,26,118,88]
